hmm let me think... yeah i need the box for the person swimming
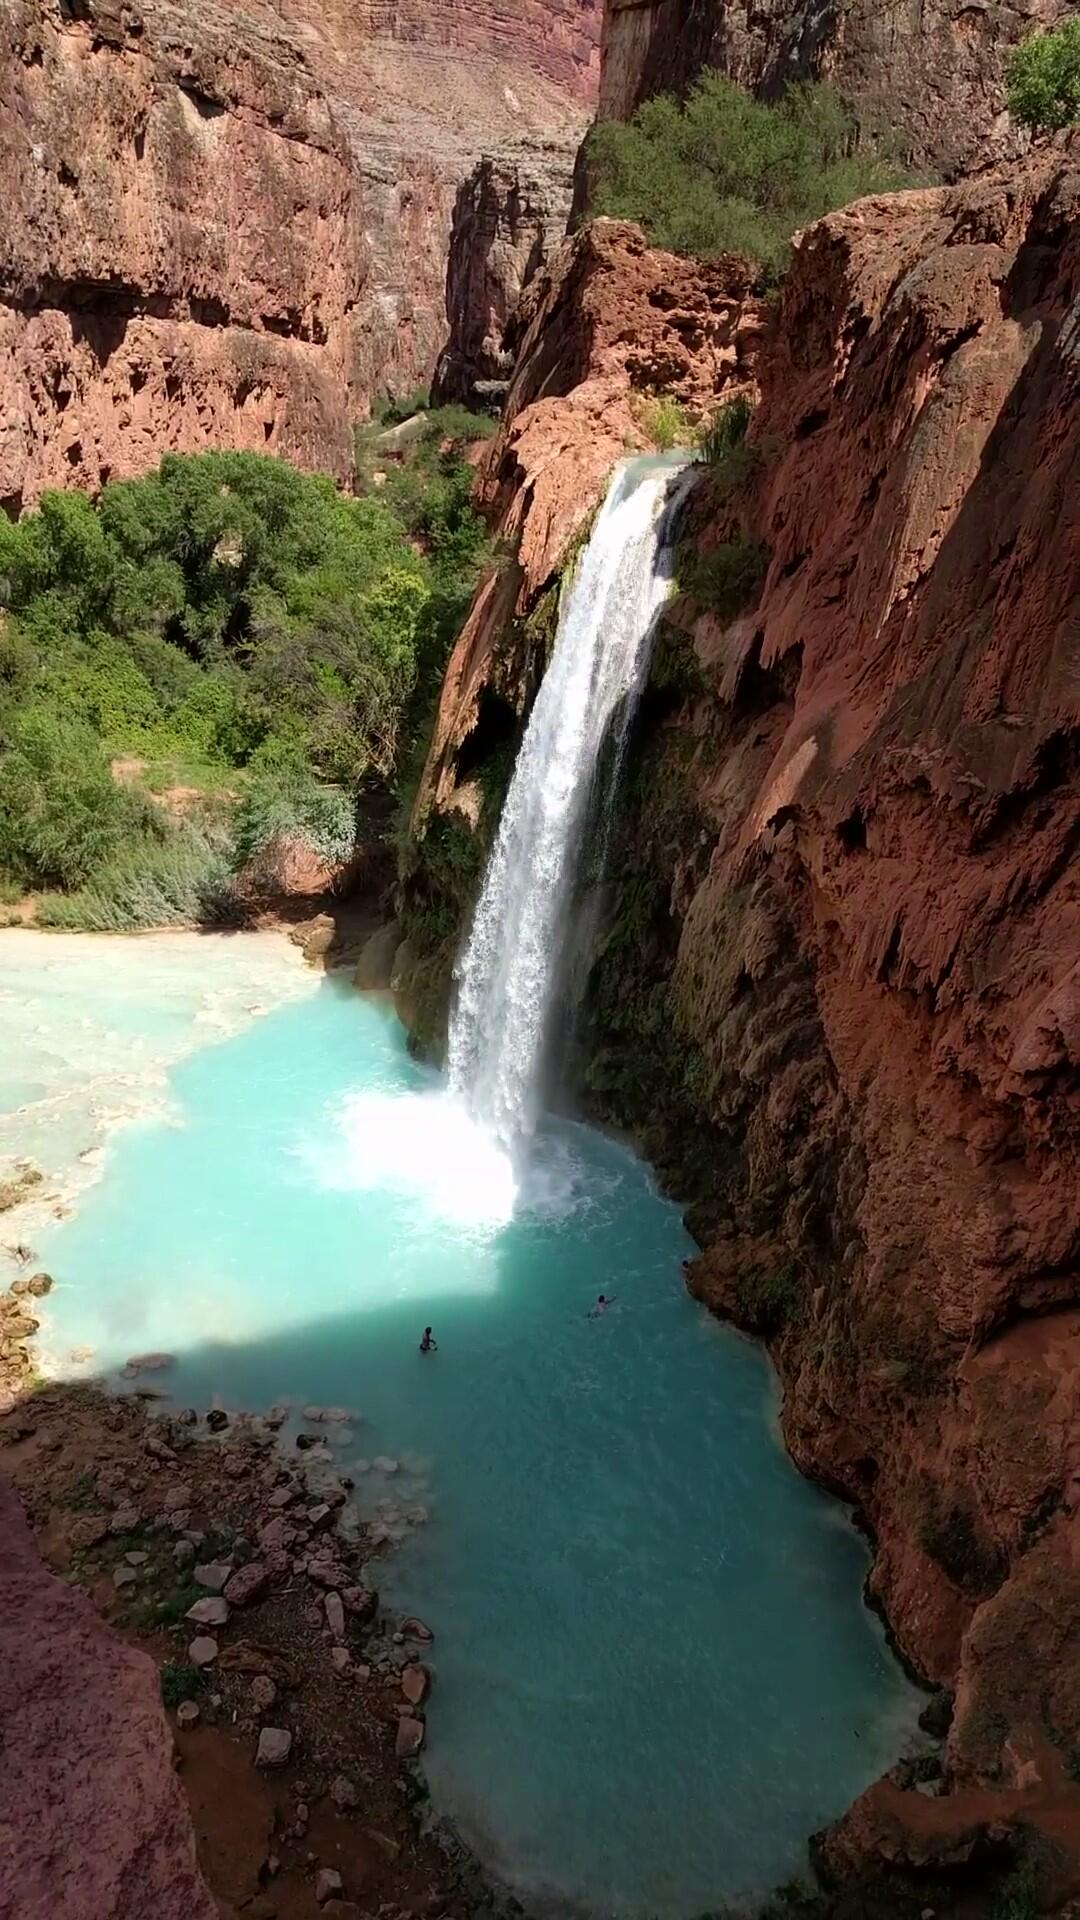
[588,1294,616,1317]
[419,1326,438,1352]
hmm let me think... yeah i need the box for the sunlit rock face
[598,0,1074,177]
[0,0,602,507]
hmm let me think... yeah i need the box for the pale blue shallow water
[35,976,919,1917]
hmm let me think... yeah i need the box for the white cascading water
[447,454,687,1155]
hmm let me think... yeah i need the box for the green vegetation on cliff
[0,422,490,922]
[587,74,914,277]
[1008,20,1080,131]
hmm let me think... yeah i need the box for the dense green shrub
[632,393,693,451]
[679,536,767,621]
[1008,20,1080,131]
[0,709,160,888]
[588,74,914,277]
[232,770,357,870]
[35,828,232,932]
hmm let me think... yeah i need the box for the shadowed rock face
[0,1475,218,1920]
[598,0,1078,178]
[0,0,601,507]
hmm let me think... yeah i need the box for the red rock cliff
[0,0,601,508]
[598,0,1078,177]
[411,142,1080,1896]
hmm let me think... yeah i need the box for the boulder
[325,1592,346,1641]
[395,1716,425,1759]
[354,920,401,992]
[194,1562,231,1593]
[400,1616,433,1643]
[112,1565,138,1590]
[188,1637,218,1668]
[329,1774,359,1812]
[342,1585,378,1623]
[68,1515,110,1552]
[186,1597,229,1629]
[315,1867,343,1903]
[401,1664,430,1707]
[26,1272,53,1298]
[205,1409,229,1433]
[255,1726,293,1769]
[224,1561,271,1608]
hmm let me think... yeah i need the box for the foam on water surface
[25,964,922,1917]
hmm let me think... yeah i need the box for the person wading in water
[419,1327,438,1353]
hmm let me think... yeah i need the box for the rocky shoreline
[0,1364,490,1920]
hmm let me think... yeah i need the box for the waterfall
[447,453,688,1154]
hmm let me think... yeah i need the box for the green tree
[1008,20,1080,132]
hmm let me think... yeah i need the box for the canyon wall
[0,0,601,509]
[407,140,1080,1898]
[598,0,1080,177]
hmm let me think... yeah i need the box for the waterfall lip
[446,452,694,1183]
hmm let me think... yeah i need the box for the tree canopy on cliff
[0,435,489,915]
[1008,20,1080,132]
[587,74,913,278]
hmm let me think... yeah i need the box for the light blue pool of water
[35,975,919,1916]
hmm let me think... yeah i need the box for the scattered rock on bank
[255,1725,293,1768]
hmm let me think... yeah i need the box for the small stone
[400,1616,433,1643]
[323,1905,361,1920]
[173,1539,196,1567]
[325,1592,346,1640]
[250,1674,277,1712]
[188,1636,219,1667]
[186,1596,229,1629]
[267,1485,299,1510]
[245,1899,276,1920]
[295,1432,319,1451]
[206,1408,229,1432]
[26,1272,53,1298]
[307,1503,334,1532]
[194,1561,232,1593]
[401,1664,429,1707]
[109,1506,140,1534]
[391,1632,404,1646]
[161,1483,192,1513]
[224,1561,270,1608]
[395,1716,425,1759]
[352,1664,372,1683]
[329,1646,352,1675]
[315,1868,343,1904]
[255,1726,292,1769]
[124,1549,149,1567]
[264,1406,287,1430]
[176,1700,200,1729]
[329,1774,359,1812]
[176,1408,198,1427]
[113,1564,138,1590]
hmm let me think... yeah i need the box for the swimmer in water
[588,1294,616,1318]
[419,1326,438,1352]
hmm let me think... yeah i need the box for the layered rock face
[411,143,1080,1892]
[0,1475,218,1919]
[598,0,1078,176]
[0,0,601,508]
